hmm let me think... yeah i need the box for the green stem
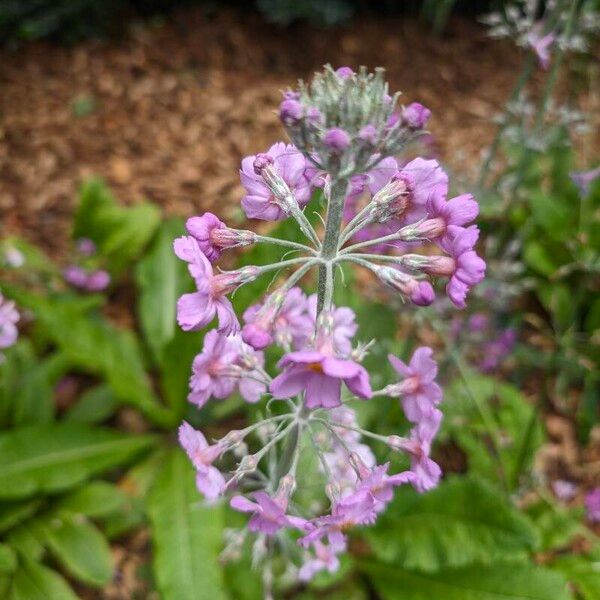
[316,178,348,315]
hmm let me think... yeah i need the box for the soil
[0,8,545,258]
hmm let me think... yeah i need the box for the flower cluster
[176,66,485,587]
[482,1,600,68]
[62,238,111,293]
[0,292,19,361]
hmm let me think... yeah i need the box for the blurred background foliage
[1,0,510,46]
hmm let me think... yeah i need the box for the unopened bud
[253,153,274,175]
[237,455,258,474]
[326,481,342,502]
[278,474,297,499]
[279,98,304,126]
[323,127,351,152]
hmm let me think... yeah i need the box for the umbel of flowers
[176,66,485,586]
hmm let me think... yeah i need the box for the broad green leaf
[524,241,558,277]
[441,373,544,491]
[552,552,600,600]
[135,218,192,366]
[35,512,113,586]
[104,447,167,539]
[0,423,156,500]
[56,481,127,518]
[526,500,586,552]
[73,178,161,275]
[366,477,537,571]
[362,561,573,600]
[148,449,226,600]
[0,341,69,427]
[6,523,45,560]
[0,499,42,534]
[0,544,16,574]
[64,385,119,424]
[11,293,174,427]
[7,557,78,600]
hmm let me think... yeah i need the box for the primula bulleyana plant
[176,66,485,585]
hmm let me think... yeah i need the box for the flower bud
[253,153,274,175]
[402,102,431,129]
[358,124,378,146]
[323,127,351,152]
[375,266,435,306]
[279,98,304,126]
[335,66,354,79]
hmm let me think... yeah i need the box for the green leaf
[0,423,156,500]
[64,385,119,424]
[148,449,226,600]
[12,293,174,427]
[362,561,573,600]
[552,552,600,600]
[0,544,17,574]
[442,374,544,491]
[73,178,161,275]
[35,512,113,586]
[7,557,78,600]
[135,218,192,366]
[526,500,586,552]
[55,481,127,518]
[0,499,42,534]
[366,476,538,571]
[524,241,558,277]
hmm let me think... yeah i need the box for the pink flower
[240,142,311,221]
[298,538,346,582]
[300,489,377,548]
[387,347,442,424]
[0,293,19,350]
[186,212,254,263]
[527,23,556,70]
[417,188,479,243]
[270,349,372,409]
[307,295,357,355]
[416,225,485,309]
[188,331,239,407]
[230,491,307,535]
[63,266,110,292]
[231,335,268,403]
[85,270,111,292]
[570,166,600,198]
[397,411,443,493]
[402,102,431,129]
[174,236,256,334]
[585,488,600,523]
[179,422,226,500]
[323,128,351,152]
[242,287,313,351]
[358,463,413,510]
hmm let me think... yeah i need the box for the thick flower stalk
[176,66,486,590]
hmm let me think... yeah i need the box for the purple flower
[570,166,600,198]
[230,491,307,535]
[298,538,346,582]
[186,212,254,263]
[358,463,413,510]
[335,66,354,79]
[323,128,351,153]
[174,236,256,334]
[479,328,517,373]
[242,287,313,351]
[63,265,89,289]
[279,98,304,126]
[418,189,479,243]
[300,488,377,548]
[240,142,311,221]
[179,421,226,501]
[375,266,435,307]
[402,102,431,129]
[76,238,96,256]
[398,411,443,493]
[358,124,378,146]
[307,295,357,355]
[270,346,372,409]
[188,330,239,407]
[231,335,268,403]
[85,270,111,292]
[552,479,577,502]
[387,347,442,424]
[0,293,19,350]
[527,23,556,70]
[585,488,600,523]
